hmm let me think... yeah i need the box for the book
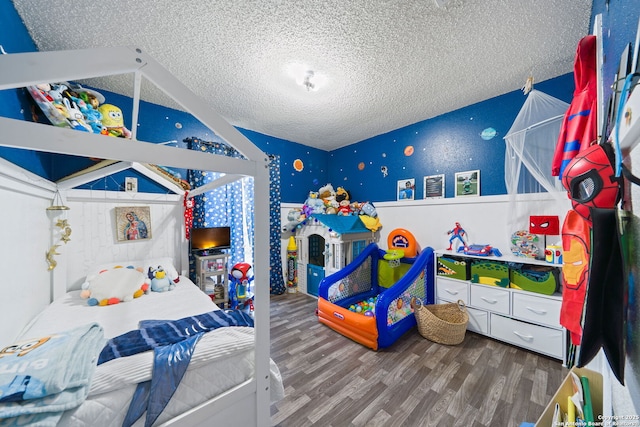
[567,395,576,424]
[581,376,594,423]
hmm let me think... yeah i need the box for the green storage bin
[436,255,470,280]
[470,259,509,287]
[509,265,559,295]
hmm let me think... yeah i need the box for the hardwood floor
[270,292,568,427]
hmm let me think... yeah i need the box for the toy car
[457,244,502,257]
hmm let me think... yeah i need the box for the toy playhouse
[317,231,434,350]
[294,214,379,296]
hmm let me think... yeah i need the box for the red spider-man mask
[561,144,620,224]
[529,215,559,235]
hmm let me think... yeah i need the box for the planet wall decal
[404,145,414,156]
[481,127,497,140]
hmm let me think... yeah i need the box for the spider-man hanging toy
[184,191,195,239]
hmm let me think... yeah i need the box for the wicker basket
[414,299,469,345]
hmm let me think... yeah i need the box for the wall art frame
[115,206,152,241]
[423,174,445,198]
[454,170,480,197]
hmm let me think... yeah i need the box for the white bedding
[17,277,284,426]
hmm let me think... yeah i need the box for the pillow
[87,257,180,282]
[81,267,149,306]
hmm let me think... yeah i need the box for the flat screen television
[190,226,231,254]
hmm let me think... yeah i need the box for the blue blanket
[98,309,254,427]
[0,323,105,427]
[98,309,254,364]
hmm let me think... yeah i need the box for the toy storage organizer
[435,250,565,363]
[317,243,434,350]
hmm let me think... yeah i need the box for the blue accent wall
[328,75,575,202]
[591,0,640,104]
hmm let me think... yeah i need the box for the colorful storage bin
[509,265,559,295]
[470,259,509,287]
[436,255,470,280]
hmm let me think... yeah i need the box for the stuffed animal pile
[282,183,381,235]
[27,82,131,138]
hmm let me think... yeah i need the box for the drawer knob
[445,289,459,295]
[526,306,547,315]
[481,296,497,304]
[512,330,534,341]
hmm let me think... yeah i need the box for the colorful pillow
[87,257,180,283]
[81,266,149,306]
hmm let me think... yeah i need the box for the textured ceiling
[12,0,592,150]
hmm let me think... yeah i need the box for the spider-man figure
[447,222,466,251]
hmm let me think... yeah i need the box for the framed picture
[115,206,152,241]
[454,170,480,197]
[397,178,415,201]
[423,174,445,198]
[125,177,138,193]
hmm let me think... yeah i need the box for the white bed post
[253,156,272,426]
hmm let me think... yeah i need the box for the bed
[13,268,284,426]
[0,47,275,426]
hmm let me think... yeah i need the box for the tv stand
[194,252,229,308]
[197,248,224,256]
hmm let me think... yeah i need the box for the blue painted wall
[328,75,575,202]
[591,0,640,104]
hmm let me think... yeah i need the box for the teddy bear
[148,265,176,292]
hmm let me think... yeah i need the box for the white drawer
[490,314,563,359]
[435,278,469,304]
[466,306,489,335]
[436,298,488,335]
[512,293,562,328]
[470,284,509,315]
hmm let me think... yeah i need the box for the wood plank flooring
[270,292,568,427]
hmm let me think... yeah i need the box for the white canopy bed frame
[0,47,272,426]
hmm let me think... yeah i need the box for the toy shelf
[436,249,561,267]
[435,249,566,364]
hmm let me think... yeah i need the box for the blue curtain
[185,137,285,295]
[269,154,286,295]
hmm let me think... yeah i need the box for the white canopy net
[503,89,571,248]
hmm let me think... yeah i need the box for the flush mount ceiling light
[286,63,327,92]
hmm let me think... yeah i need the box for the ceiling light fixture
[303,71,315,91]
[286,63,326,92]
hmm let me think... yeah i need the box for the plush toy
[324,198,339,214]
[318,183,335,200]
[184,191,195,240]
[338,199,352,215]
[67,94,104,134]
[303,191,325,215]
[148,265,176,292]
[359,201,378,218]
[282,208,304,237]
[98,103,132,138]
[336,187,350,203]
